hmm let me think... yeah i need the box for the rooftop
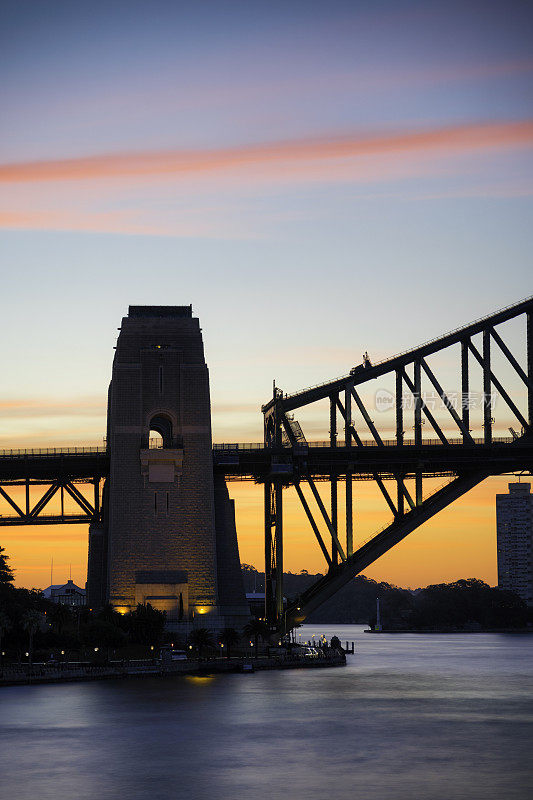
[128,305,193,318]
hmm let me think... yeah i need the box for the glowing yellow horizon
[1,474,513,592]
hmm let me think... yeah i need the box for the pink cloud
[1,120,531,185]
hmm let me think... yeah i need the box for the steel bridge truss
[262,296,533,631]
[0,477,102,526]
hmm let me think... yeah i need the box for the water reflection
[1,626,532,800]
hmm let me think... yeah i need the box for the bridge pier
[89,305,250,632]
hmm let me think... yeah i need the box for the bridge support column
[264,481,274,622]
[527,312,533,427]
[396,370,403,446]
[415,472,423,506]
[346,471,353,556]
[264,481,283,625]
[344,380,354,555]
[414,359,422,447]
[483,329,492,445]
[330,395,338,564]
[396,476,404,515]
[414,360,423,506]
[461,340,470,441]
[275,482,283,621]
[101,305,250,631]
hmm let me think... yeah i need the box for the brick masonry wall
[99,308,249,626]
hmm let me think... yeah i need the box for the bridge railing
[0,446,108,457]
[213,436,514,451]
[0,435,517,459]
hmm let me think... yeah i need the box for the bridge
[1,296,532,632]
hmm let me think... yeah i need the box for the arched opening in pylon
[149,413,173,449]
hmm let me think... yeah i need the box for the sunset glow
[1,0,532,591]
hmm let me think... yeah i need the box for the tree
[0,545,14,584]
[22,610,42,666]
[0,610,12,662]
[219,627,240,658]
[82,620,126,660]
[188,628,214,660]
[243,618,270,657]
[49,603,72,635]
[97,603,121,625]
[127,603,166,645]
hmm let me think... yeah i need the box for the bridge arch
[147,411,176,449]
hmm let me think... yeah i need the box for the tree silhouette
[127,603,166,645]
[243,618,270,657]
[82,620,126,660]
[49,603,72,635]
[0,610,12,663]
[22,610,41,666]
[219,627,240,658]
[0,545,14,584]
[188,627,214,660]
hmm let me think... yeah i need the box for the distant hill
[241,566,529,630]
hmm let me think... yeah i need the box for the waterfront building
[43,579,86,606]
[496,482,533,605]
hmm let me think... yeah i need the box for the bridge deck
[0,436,530,483]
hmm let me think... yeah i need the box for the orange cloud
[0,209,253,239]
[1,120,532,184]
[0,397,105,418]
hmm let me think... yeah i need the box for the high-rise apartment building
[496,482,533,605]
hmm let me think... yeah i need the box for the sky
[0,0,532,589]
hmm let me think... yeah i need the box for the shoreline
[364,628,533,634]
[0,652,346,687]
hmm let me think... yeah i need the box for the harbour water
[1,625,532,800]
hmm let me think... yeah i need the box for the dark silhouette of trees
[0,609,12,662]
[82,620,126,659]
[410,579,527,631]
[49,603,72,635]
[188,628,214,660]
[21,610,42,666]
[126,603,166,645]
[219,627,240,658]
[243,618,270,656]
[0,545,14,584]
[240,567,529,630]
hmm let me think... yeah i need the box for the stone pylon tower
[87,306,249,632]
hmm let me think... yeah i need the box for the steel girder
[0,477,102,526]
[261,296,533,629]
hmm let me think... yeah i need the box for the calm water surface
[1,625,532,800]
